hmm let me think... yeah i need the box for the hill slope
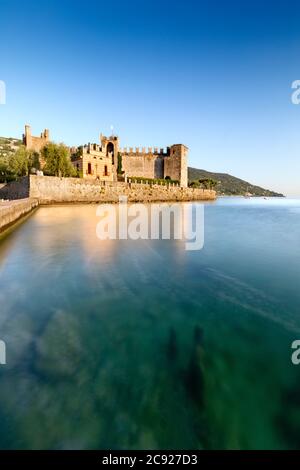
[0,137,22,162]
[188,167,284,197]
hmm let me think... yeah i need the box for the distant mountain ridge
[188,167,284,197]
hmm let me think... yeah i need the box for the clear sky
[0,0,299,196]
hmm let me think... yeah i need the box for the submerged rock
[167,328,177,362]
[185,326,205,407]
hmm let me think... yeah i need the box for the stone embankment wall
[0,175,216,204]
[0,176,29,200]
[0,198,38,233]
[29,175,216,203]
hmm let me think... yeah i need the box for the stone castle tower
[100,133,119,181]
[23,125,49,153]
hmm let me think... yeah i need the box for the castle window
[107,142,114,164]
[104,165,108,176]
[88,163,92,175]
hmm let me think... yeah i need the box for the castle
[23,125,50,153]
[23,125,188,187]
[72,134,188,187]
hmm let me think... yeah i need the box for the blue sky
[0,0,299,195]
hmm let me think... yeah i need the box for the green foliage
[198,178,218,189]
[74,169,83,178]
[130,176,179,185]
[0,159,15,182]
[0,137,22,160]
[71,146,83,161]
[189,178,217,189]
[117,152,123,175]
[8,147,28,176]
[8,145,39,177]
[188,167,284,197]
[189,180,200,188]
[42,143,75,177]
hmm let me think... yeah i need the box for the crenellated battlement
[119,146,170,157]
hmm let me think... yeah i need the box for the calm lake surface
[0,198,300,449]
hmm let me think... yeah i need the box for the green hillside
[0,137,23,182]
[188,167,284,197]
[0,137,22,162]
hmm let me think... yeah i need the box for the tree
[71,146,83,161]
[0,159,15,182]
[31,152,41,171]
[117,152,123,175]
[8,145,38,177]
[42,143,75,177]
[198,178,217,190]
[189,180,200,188]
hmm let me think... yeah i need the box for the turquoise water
[0,198,300,449]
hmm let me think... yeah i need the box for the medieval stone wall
[28,175,216,203]
[121,154,164,180]
[164,155,181,182]
[0,198,38,233]
[120,144,188,187]
[0,176,30,200]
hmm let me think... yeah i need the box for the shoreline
[0,194,216,234]
[0,199,39,235]
[0,175,216,234]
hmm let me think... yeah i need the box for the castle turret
[100,134,120,181]
[23,124,32,148]
[23,124,50,154]
[164,144,188,187]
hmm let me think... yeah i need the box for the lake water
[0,198,300,449]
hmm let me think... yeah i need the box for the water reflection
[0,200,299,449]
